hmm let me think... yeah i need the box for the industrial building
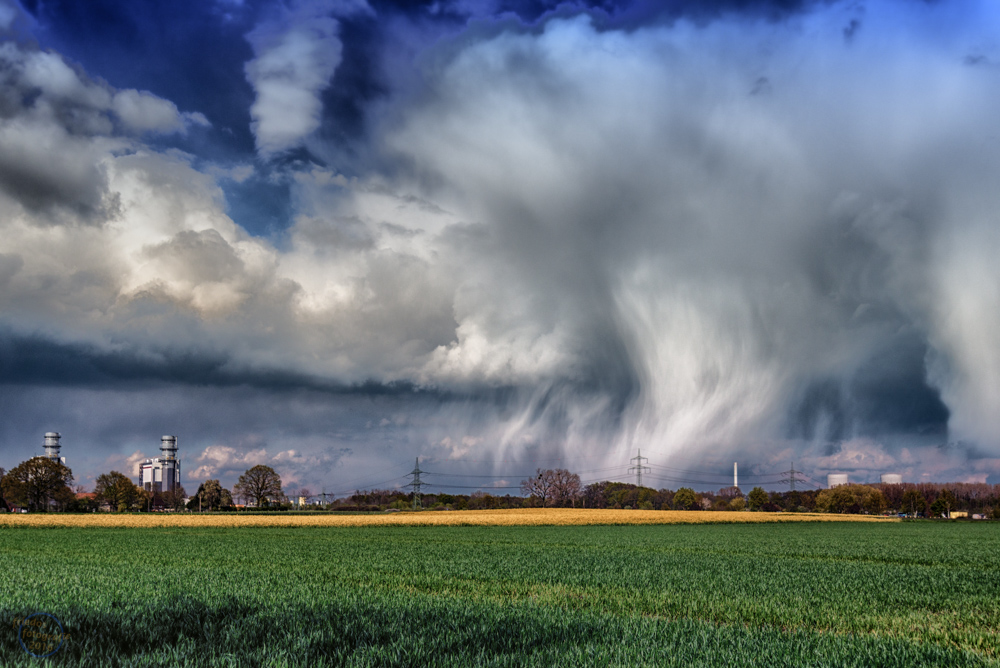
[880,473,903,484]
[43,432,66,465]
[139,436,181,493]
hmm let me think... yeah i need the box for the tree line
[335,471,1000,517]
[3,456,999,517]
[0,457,287,512]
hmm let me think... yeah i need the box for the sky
[1,0,999,495]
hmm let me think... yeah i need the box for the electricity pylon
[778,461,808,492]
[407,457,425,509]
[628,449,651,488]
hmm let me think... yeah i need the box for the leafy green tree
[235,465,283,508]
[783,490,802,510]
[1,457,74,511]
[94,471,143,511]
[728,497,746,511]
[861,488,887,515]
[193,480,232,510]
[673,487,698,510]
[814,484,886,514]
[161,486,188,511]
[901,489,926,516]
[930,490,957,518]
[748,487,769,511]
[68,487,100,513]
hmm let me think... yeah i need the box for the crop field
[0,507,896,528]
[1,521,997,667]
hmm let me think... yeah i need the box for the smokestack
[734,462,738,488]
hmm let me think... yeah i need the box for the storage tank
[880,473,903,484]
[827,473,849,488]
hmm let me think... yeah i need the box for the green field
[1,522,998,666]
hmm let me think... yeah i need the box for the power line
[323,474,411,498]
[428,484,522,490]
[314,454,823,502]
[646,464,787,481]
[643,474,750,487]
[423,465,623,479]
[415,454,613,465]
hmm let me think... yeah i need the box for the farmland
[0,507,896,528]
[1,520,998,666]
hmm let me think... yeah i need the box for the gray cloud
[380,2,1000,463]
[4,1,1000,489]
[244,0,372,158]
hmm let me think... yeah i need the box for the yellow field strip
[0,508,898,528]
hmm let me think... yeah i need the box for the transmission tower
[628,449,651,488]
[778,461,808,492]
[407,457,425,509]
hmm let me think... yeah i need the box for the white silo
[827,473,849,488]
[880,473,903,484]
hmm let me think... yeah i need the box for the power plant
[880,473,903,484]
[139,436,182,494]
[43,432,66,464]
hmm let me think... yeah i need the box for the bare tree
[521,469,556,506]
[521,469,581,507]
[550,469,582,507]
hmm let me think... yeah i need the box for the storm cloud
[1,0,1000,491]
